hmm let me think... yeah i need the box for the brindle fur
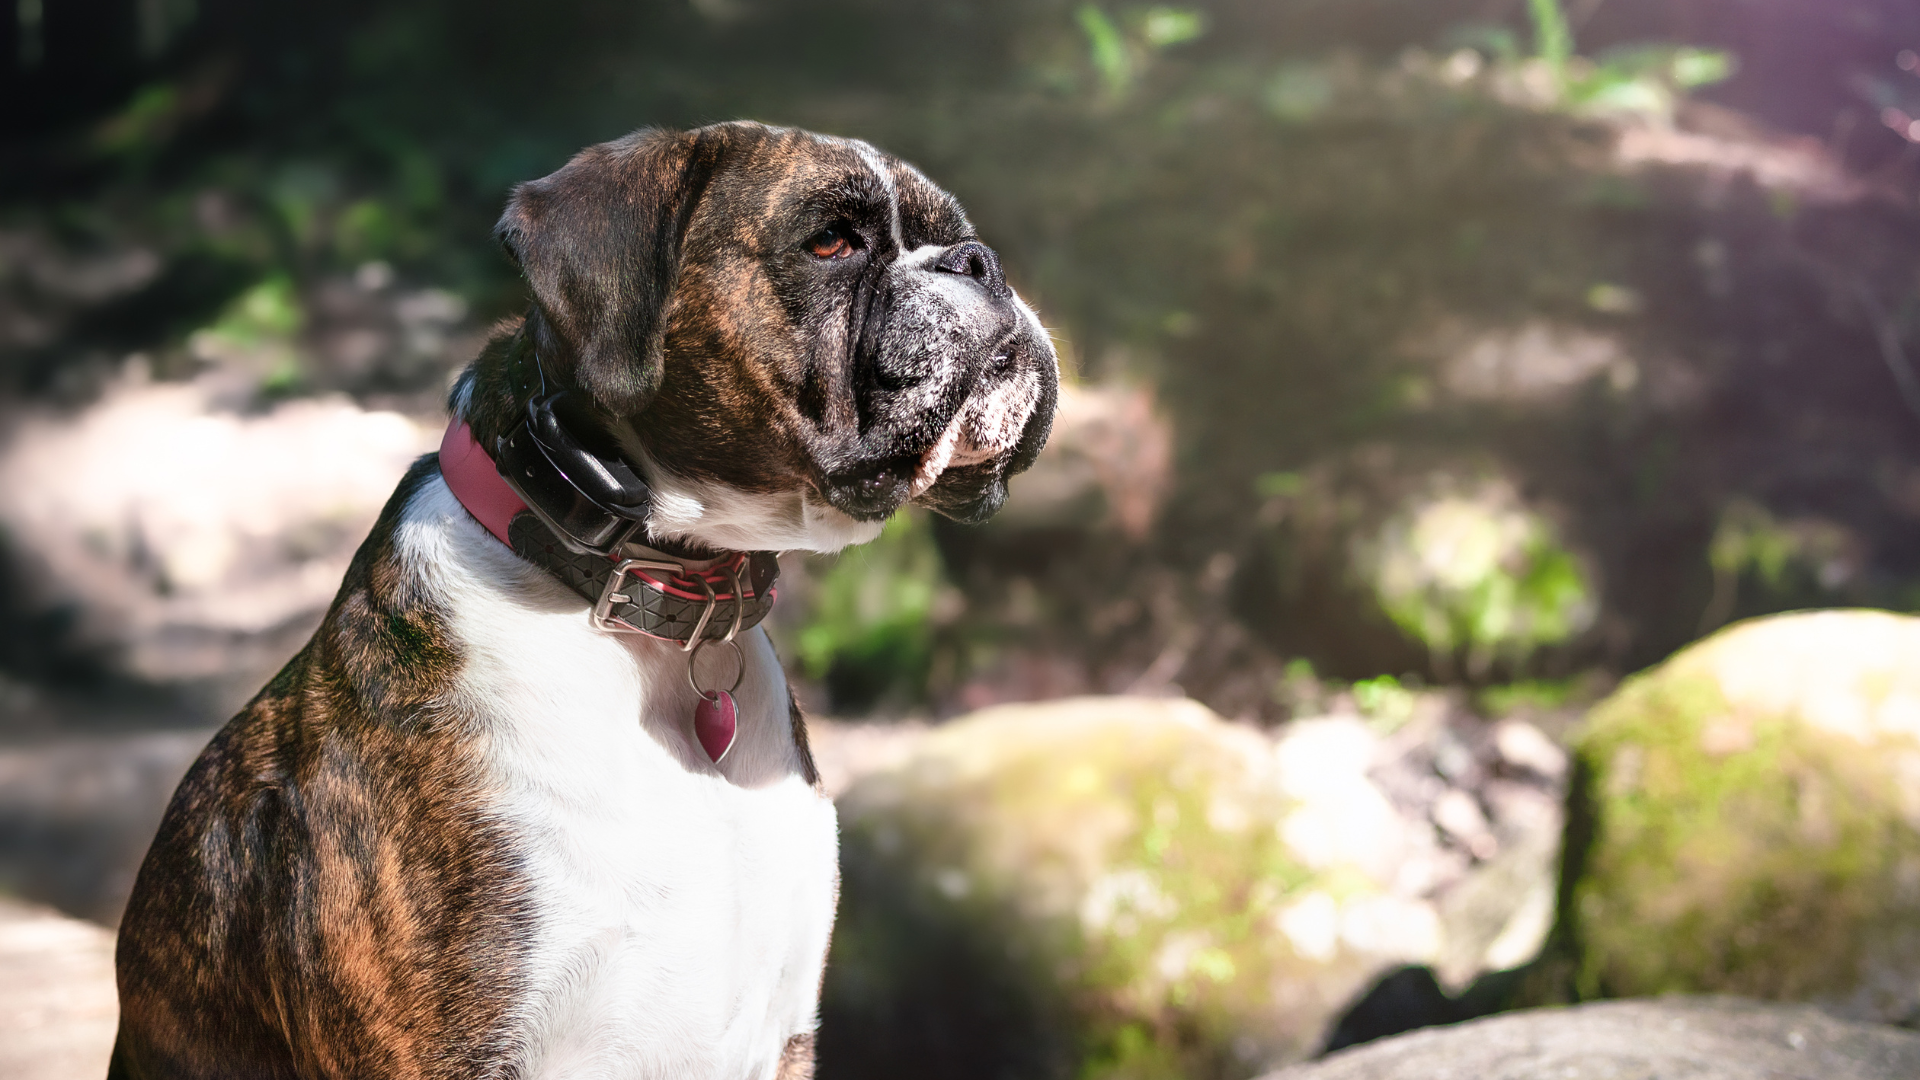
[775,1034,816,1080]
[786,682,821,790]
[111,459,534,1079]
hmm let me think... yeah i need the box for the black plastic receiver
[494,391,652,557]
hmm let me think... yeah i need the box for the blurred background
[4,0,1920,1077]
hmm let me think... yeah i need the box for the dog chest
[499,750,837,1080]
[410,482,840,1079]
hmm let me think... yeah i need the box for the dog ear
[494,127,722,419]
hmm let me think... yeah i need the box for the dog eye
[806,227,858,260]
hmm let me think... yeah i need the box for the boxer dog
[110,121,1058,1080]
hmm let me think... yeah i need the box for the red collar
[435,417,779,643]
[438,418,528,548]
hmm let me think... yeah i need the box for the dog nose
[934,241,1009,300]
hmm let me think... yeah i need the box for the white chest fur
[397,479,840,1080]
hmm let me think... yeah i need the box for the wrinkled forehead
[691,127,973,252]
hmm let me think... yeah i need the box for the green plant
[1351,674,1416,733]
[794,510,948,711]
[1077,5,1132,97]
[1488,0,1737,117]
[1361,481,1595,680]
[1526,0,1572,84]
[201,274,304,346]
[1698,498,1853,632]
[1567,44,1736,117]
[1075,4,1207,99]
[1477,677,1580,716]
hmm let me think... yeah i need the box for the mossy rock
[1568,609,1920,1022]
[819,697,1441,1080]
[1259,997,1920,1080]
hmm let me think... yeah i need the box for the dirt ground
[0,898,117,1080]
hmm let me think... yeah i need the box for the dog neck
[438,418,779,645]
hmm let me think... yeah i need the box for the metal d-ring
[680,573,720,652]
[723,559,746,643]
[686,637,745,697]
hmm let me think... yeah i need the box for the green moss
[826,705,1391,1080]
[1570,662,1917,1003]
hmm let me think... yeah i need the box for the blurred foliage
[1699,498,1857,633]
[1361,483,1595,680]
[197,273,302,347]
[1075,4,1207,99]
[1350,674,1417,733]
[796,511,949,713]
[5,0,1920,713]
[1475,677,1581,716]
[1566,45,1736,118]
[1527,0,1572,85]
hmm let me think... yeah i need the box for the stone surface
[0,701,1566,1076]
[1258,997,1920,1080]
[819,695,1567,1080]
[0,898,118,1080]
[0,367,436,699]
[0,728,210,924]
[1567,609,1920,1023]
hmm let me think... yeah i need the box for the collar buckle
[591,555,752,650]
[592,557,689,637]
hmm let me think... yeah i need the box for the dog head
[459,121,1059,553]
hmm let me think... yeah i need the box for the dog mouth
[818,430,999,523]
[907,405,1000,501]
[817,320,1056,524]
[817,392,1027,522]
[912,355,1045,491]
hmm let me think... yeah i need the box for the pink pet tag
[694,690,738,764]
[686,638,745,765]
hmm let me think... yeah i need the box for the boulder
[0,364,436,703]
[1565,609,1920,1022]
[1258,997,1920,1080]
[819,695,1566,1079]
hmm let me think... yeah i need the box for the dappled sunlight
[1423,319,1632,405]
[6,0,1920,1076]
[0,366,434,684]
[1612,118,1868,203]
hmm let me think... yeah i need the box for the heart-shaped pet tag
[694,689,738,764]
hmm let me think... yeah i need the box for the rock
[1566,609,1920,1022]
[804,718,929,799]
[0,898,119,1080]
[0,728,210,923]
[818,695,1568,1079]
[989,382,1173,540]
[1257,997,1920,1080]
[0,367,435,700]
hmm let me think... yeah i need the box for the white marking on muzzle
[907,364,1042,499]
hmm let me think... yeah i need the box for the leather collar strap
[439,419,778,644]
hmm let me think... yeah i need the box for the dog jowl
[110,122,1058,1080]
